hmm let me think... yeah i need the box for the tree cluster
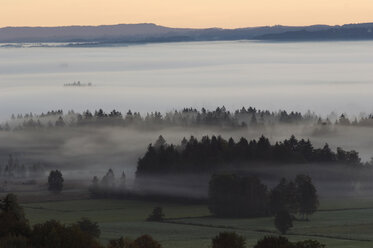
[208,174,318,220]
[270,175,319,219]
[136,135,362,176]
[89,169,126,198]
[208,174,269,217]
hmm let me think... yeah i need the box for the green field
[22,197,373,248]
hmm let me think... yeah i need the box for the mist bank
[89,163,373,203]
[85,135,373,202]
[1,119,373,180]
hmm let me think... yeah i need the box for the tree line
[3,107,373,132]
[0,106,333,131]
[0,155,45,180]
[136,135,364,176]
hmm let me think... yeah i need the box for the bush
[107,237,131,248]
[295,240,326,248]
[74,218,101,238]
[253,236,293,248]
[212,232,246,248]
[107,235,161,248]
[0,235,28,248]
[131,235,162,248]
[146,207,165,222]
[30,220,102,248]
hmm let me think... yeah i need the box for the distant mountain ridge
[1,22,373,43]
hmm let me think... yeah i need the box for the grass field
[21,196,373,248]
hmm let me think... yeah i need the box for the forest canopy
[136,135,364,176]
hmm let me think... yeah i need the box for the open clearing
[21,196,373,248]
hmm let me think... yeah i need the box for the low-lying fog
[2,40,373,198]
[0,124,372,176]
[1,41,373,121]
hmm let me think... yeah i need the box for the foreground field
[21,196,373,248]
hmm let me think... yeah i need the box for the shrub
[146,207,165,222]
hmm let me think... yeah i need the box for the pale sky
[1,0,373,28]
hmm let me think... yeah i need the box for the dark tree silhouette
[274,210,293,234]
[0,194,30,238]
[47,170,64,193]
[295,175,319,220]
[212,232,246,248]
[208,174,269,217]
[270,178,299,215]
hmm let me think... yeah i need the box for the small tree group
[270,175,319,220]
[208,174,269,217]
[89,169,127,197]
[270,175,319,234]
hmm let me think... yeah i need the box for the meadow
[22,196,373,248]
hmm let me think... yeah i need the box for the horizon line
[1,21,373,30]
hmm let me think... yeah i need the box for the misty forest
[1,103,373,248]
[2,7,373,246]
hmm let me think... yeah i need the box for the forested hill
[256,23,373,41]
[1,22,373,43]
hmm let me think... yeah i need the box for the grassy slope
[23,198,373,248]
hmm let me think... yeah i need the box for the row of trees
[0,155,45,179]
[136,135,363,176]
[4,107,373,131]
[212,232,325,248]
[1,106,320,131]
[208,174,319,220]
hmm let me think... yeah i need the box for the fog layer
[1,41,373,120]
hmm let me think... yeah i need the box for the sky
[1,0,373,28]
